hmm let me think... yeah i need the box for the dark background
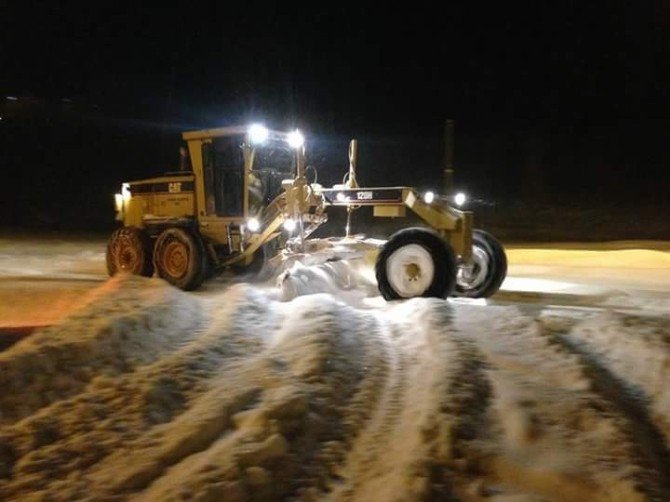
[1,2,668,239]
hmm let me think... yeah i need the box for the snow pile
[0,286,383,500]
[0,274,203,425]
[1,268,669,500]
[277,259,378,302]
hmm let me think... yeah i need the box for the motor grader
[107,124,507,299]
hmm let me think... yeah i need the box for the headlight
[246,217,260,232]
[114,193,123,211]
[454,192,466,207]
[283,218,297,232]
[248,124,269,145]
[423,191,435,204]
[286,130,304,149]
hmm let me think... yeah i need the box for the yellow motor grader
[107,124,506,299]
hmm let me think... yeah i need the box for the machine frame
[109,125,497,297]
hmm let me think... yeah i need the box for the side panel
[197,216,237,247]
[124,178,195,228]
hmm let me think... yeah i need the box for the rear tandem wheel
[153,227,207,290]
[106,226,154,277]
[454,229,507,298]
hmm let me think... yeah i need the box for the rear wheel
[454,229,507,298]
[375,227,457,300]
[106,226,153,277]
[153,228,206,290]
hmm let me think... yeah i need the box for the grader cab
[107,124,507,299]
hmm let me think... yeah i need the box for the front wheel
[153,228,206,290]
[106,226,154,277]
[375,227,457,300]
[454,229,507,298]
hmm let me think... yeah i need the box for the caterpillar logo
[168,182,182,193]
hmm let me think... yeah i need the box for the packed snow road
[0,235,669,500]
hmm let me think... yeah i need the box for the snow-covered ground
[0,235,669,500]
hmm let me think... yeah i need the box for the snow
[505,246,670,292]
[0,275,203,425]
[559,312,670,446]
[0,236,669,500]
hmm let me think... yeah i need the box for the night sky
[1,2,668,233]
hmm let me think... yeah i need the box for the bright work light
[248,124,269,145]
[246,218,260,232]
[283,218,297,232]
[286,130,304,149]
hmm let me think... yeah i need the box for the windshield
[203,136,295,217]
[250,142,295,214]
[253,146,295,173]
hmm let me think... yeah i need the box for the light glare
[287,130,304,148]
[283,218,297,232]
[454,192,466,206]
[247,218,260,232]
[114,193,123,211]
[248,124,269,145]
[423,191,435,204]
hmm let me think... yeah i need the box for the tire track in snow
[265,296,384,499]
[327,311,406,499]
[453,304,666,500]
[428,336,493,500]
[539,320,670,499]
[285,307,390,498]
[78,294,377,501]
[328,300,493,501]
[545,312,670,446]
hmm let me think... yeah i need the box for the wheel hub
[404,262,421,280]
[162,241,189,278]
[457,244,489,290]
[386,244,435,298]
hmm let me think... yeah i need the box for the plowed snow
[1,252,669,500]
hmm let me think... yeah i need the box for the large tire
[153,228,206,290]
[106,226,154,277]
[454,229,507,298]
[375,227,457,300]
